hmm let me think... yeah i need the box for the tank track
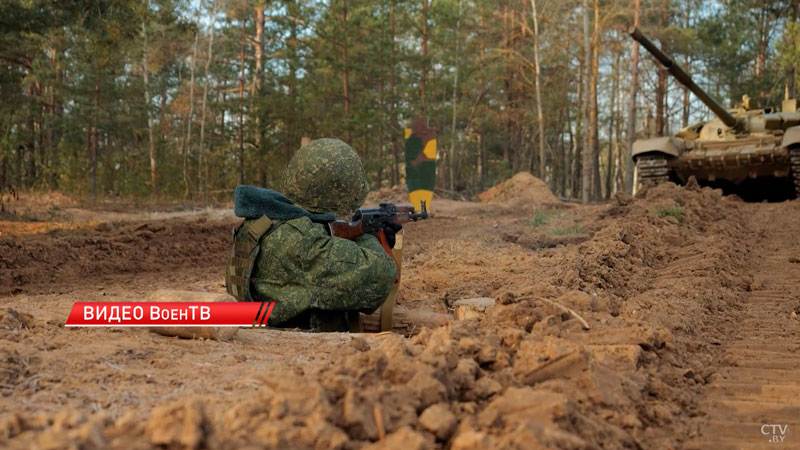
[791,147,800,197]
[636,155,670,190]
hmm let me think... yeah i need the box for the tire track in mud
[688,204,800,449]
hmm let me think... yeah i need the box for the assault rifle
[329,201,429,252]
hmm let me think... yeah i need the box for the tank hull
[633,138,799,198]
[672,142,791,184]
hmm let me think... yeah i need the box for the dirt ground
[1,179,799,449]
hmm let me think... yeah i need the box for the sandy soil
[0,182,798,449]
[474,172,561,205]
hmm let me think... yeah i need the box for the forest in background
[2,0,800,203]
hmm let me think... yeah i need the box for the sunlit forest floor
[0,191,233,236]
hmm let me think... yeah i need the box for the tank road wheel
[635,154,671,193]
[791,147,800,198]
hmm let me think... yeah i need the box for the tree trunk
[378,15,386,189]
[253,6,264,97]
[503,5,511,170]
[43,48,55,189]
[615,59,625,196]
[27,105,36,188]
[378,80,385,189]
[590,0,601,200]
[91,71,100,202]
[285,1,298,162]
[790,0,800,98]
[655,2,668,136]
[102,129,112,194]
[15,145,23,188]
[341,0,351,143]
[184,24,199,198]
[558,107,567,196]
[421,0,428,110]
[48,42,63,189]
[573,42,583,199]
[477,131,484,187]
[0,153,6,190]
[390,1,399,186]
[656,55,666,135]
[476,15,487,189]
[198,0,218,203]
[606,49,620,199]
[682,4,691,128]
[531,0,546,182]
[238,18,246,185]
[624,0,640,194]
[581,0,591,202]
[449,0,462,192]
[25,81,40,189]
[254,5,264,185]
[682,57,691,128]
[142,0,157,195]
[756,7,767,77]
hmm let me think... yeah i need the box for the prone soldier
[225,138,426,332]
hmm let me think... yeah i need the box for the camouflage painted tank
[630,27,800,199]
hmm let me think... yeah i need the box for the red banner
[64,302,274,327]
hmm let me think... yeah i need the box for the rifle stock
[328,220,365,240]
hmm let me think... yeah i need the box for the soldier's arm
[300,225,397,312]
[250,217,396,324]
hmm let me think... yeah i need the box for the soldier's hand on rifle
[371,222,402,249]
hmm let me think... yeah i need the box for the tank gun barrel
[629,27,740,130]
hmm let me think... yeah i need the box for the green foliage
[778,20,800,92]
[657,204,683,223]
[530,208,556,228]
[1,0,798,202]
[694,0,789,107]
[549,224,588,236]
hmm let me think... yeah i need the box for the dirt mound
[0,309,34,331]
[31,192,79,208]
[0,191,78,220]
[0,348,34,398]
[0,218,237,296]
[475,172,559,204]
[0,182,759,449]
[365,185,409,205]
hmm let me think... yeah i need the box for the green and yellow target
[404,117,436,211]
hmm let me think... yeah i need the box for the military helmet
[282,138,369,216]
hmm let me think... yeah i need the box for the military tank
[630,27,800,199]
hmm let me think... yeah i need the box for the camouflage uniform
[226,139,396,331]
